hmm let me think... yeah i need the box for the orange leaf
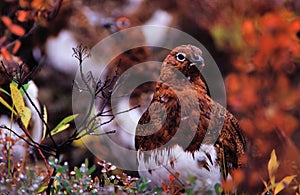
[268,150,279,186]
[1,47,12,61]
[31,0,43,10]
[241,19,257,46]
[12,40,21,54]
[274,175,296,195]
[162,182,169,193]
[19,0,30,8]
[9,24,25,36]
[169,174,175,183]
[16,10,30,22]
[1,16,12,26]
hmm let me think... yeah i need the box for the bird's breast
[137,144,221,192]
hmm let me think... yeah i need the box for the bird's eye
[176,53,186,62]
[116,17,131,29]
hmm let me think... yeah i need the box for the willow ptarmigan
[135,45,246,191]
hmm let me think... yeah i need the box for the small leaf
[162,182,169,193]
[274,175,296,195]
[1,47,12,61]
[50,114,78,136]
[139,179,151,191]
[0,88,11,96]
[74,167,82,178]
[16,10,30,22]
[268,149,279,186]
[9,24,25,36]
[262,180,268,188]
[85,158,89,167]
[86,165,96,175]
[41,105,48,140]
[169,174,175,183]
[0,96,16,115]
[51,124,70,136]
[1,16,12,26]
[35,185,48,194]
[214,183,223,194]
[12,40,21,54]
[10,83,31,128]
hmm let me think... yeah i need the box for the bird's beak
[101,18,117,33]
[190,55,205,71]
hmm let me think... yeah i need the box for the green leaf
[0,96,16,115]
[11,80,29,96]
[274,175,296,195]
[75,167,83,179]
[214,183,223,194]
[86,165,96,176]
[85,158,89,167]
[50,114,78,136]
[10,83,31,128]
[56,166,66,173]
[35,185,48,194]
[0,88,10,96]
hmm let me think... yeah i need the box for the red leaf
[162,182,169,193]
[1,16,12,26]
[169,174,175,183]
[1,47,12,61]
[12,40,21,54]
[16,10,30,22]
[9,24,25,36]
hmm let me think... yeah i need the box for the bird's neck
[160,64,209,96]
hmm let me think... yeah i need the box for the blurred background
[1,0,300,193]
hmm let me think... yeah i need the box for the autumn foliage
[1,0,300,194]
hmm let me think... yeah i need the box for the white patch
[138,144,221,193]
[25,81,42,143]
[181,116,189,121]
[45,30,78,74]
[0,115,25,160]
[82,6,104,26]
[143,10,173,46]
[160,95,168,103]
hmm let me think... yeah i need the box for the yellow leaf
[268,149,279,186]
[274,175,296,195]
[262,179,271,194]
[72,139,84,148]
[41,105,48,141]
[10,83,31,128]
[262,180,268,188]
[0,96,17,115]
[50,124,70,136]
[50,114,78,136]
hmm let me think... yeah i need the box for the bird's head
[164,44,205,75]
[102,16,132,33]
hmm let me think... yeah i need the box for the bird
[135,45,246,192]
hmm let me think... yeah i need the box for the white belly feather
[137,144,221,193]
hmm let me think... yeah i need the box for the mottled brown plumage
[135,45,246,183]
